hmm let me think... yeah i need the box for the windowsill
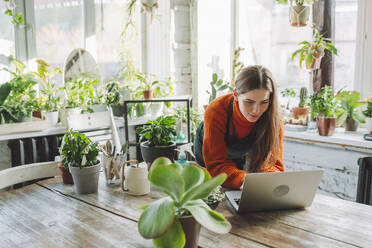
[284,127,372,151]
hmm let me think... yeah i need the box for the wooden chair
[0,161,59,190]
[356,157,372,205]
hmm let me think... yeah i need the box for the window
[197,0,231,108]
[0,1,15,83]
[34,0,84,68]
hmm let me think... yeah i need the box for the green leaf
[153,218,185,248]
[212,73,217,82]
[184,199,231,234]
[169,163,183,174]
[182,165,204,192]
[352,112,365,123]
[180,173,227,204]
[138,197,175,239]
[149,165,185,202]
[306,53,314,68]
[4,9,12,16]
[0,83,11,105]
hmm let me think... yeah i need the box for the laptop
[225,170,324,213]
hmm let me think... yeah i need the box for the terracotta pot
[292,107,309,119]
[32,110,42,119]
[345,116,358,132]
[143,90,153,100]
[58,162,74,185]
[179,217,201,248]
[289,5,310,27]
[316,117,336,136]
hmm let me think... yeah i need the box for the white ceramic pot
[59,108,81,127]
[366,117,372,133]
[42,111,59,126]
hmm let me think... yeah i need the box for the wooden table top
[1,173,372,248]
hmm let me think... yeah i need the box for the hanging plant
[2,0,24,25]
[277,0,314,27]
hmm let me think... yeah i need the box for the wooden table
[1,173,371,248]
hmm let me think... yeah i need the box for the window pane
[238,0,311,101]
[0,1,15,83]
[34,0,84,69]
[198,0,231,108]
[94,0,141,82]
[334,0,358,92]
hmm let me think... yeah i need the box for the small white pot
[59,108,81,127]
[366,117,372,133]
[42,111,59,126]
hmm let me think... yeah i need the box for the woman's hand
[240,179,244,190]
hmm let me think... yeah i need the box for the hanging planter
[277,0,313,27]
[289,4,310,27]
[306,51,324,71]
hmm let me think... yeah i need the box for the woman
[194,65,284,189]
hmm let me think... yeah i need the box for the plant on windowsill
[33,59,62,126]
[309,85,338,136]
[2,56,38,122]
[292,28,338,71]
[138,157,231,248]
[59,130,100,193]
[362,101,372,134]
[136,115,177,167]
[205,73,233,110]
[292,87,309,121]
[335,91,365,132]
[276,0,314,27]
[280,87,296,110]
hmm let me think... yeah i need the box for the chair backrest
[0,161,59,190]
[356,157,372,205]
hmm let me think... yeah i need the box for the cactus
[298,87,308,108]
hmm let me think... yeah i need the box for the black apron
[194,99,255,170]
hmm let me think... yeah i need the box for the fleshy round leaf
[153,218,185,248]
[180,173,227,204]
[138,197,175,239]
[182,165,204,191]
[169,163,183,174]
[184,199,231,234]
[149,157,172,175]
[150,165,185,202]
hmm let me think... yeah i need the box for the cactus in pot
[292,87,309,120]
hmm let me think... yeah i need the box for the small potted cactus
[292,87,309,120]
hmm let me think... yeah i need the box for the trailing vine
[2,0,24,25]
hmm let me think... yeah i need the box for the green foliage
[2,56,38,121]
[309,85,338,118]
[174,107,202,137]
[207,73,233,104]
[136,115,176,146]
[203,186,225,206]
[276,0,314,5]
[363,101,372,118]
[231,47,245,87]
[138,158,231,248]
[292,29,338,69]
[33,59,62,112]
[64,77,102,113]
[281,88,296,109]
[0,82,16,124]
[335,91,365,124]
[59,130,100,169]
[2,0,24,25]
[298,87,308,108]
[104,81,121,106]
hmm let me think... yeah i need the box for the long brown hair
[235,65,280,172]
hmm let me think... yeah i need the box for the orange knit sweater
[203,93,284,189]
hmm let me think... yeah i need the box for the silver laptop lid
[226,170,323,213]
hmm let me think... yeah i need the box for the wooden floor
[1,174,372,248]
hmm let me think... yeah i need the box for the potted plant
[363,101,372,134]
[175,106,202,142]
[138,157,231,248]
[104,81,121,107]
[0,82,17,124]
[309,85,338,136]
[292,87,309,119]
[336,91,365,132]
[205,73,233,110]
[59,130,101,194]
[2,57,38,122]
[292,29,338,70]
[280,87,296,110]
[33,59,62,126]
[277,0,313,27]
[202,185,225,210]
[136,115,177,166]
